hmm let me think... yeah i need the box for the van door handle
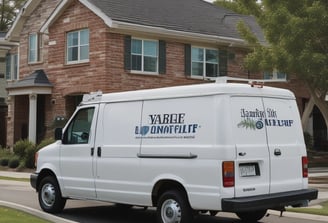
[97,147,102,157]
[91,147,94,156]
[274,148,281,156]
[238,152,246,156]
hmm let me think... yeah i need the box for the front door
[59,105,98,199]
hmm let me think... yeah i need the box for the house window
[66,29,89,64]
[191,47,218,78]
[264,70,287,80]
[28,33,41,63]
[131,38,158,73]
[6,53,18,80]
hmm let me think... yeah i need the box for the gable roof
[6,0,43,42]
[6,69,53,96]
[39,0,264,47]
[7,69,53,89]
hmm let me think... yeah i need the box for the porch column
[29,94,37,143]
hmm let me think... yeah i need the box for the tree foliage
[214,0,262,18]
[215,0,328,130]
[0,0,26,31]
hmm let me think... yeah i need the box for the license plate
[239,164,256,177]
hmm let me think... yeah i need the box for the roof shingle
[86,0,265,42]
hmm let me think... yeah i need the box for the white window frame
[6,53,18,80]
[264,70,287,80]
[191,46,219,79]
[28,33,41,63]
[131,38,159,74]
[66,29,89,64]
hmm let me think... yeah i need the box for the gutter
[110,21,246,47]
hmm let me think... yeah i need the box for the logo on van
[135,113,200,139]
[238,108,294,130]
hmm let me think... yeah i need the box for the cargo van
[31,80,318,223]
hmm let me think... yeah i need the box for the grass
[287,201,328,216]
[0,176,29,182]
[0,206,50,223]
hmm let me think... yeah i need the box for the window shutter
[124,35,131,70]
[185,44,191,76]
[219,50,228,76]
[158,40,166,74]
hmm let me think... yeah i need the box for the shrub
[0,148,11,157]
[13,139,35,159]
[8,156,20,169]
[0,158,9,166]
[304,132,314,150]
[0,149,12,167]
[24,146,38,169]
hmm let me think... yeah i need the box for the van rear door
[230,97,270,197]
[263,98,305,193]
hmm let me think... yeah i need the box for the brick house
[3,0,323,147]
[0,32,19,147]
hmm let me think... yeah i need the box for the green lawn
[0,206,50,223]
[0,176,29,182]
[287,201,328,216]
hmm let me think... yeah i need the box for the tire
[157,190,193,223]
[236,209,267,222]
[38,176,66,213]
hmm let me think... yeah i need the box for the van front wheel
[38,176,66,213]
[236,209,267,222]
[157,190,193,223]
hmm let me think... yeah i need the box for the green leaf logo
[237,118,257,130]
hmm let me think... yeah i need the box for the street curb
[269,210,328,222]
[0,201,77,223]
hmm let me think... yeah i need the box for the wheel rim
[41,183,56,207]
[161,199,181,223]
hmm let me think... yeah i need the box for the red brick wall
[6,0,311,146]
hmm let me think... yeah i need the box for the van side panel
[138,96,227,209]
[95,102,146,204]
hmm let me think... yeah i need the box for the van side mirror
[55,128,63,140]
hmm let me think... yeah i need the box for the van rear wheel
[236,209,267,222]
[38,176,66,213]
[157,190,193,223]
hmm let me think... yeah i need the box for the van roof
[80,83,295,105]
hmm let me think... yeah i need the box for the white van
[31,80,318,223]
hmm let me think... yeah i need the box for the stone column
[6,96,15,148]
[29,94,37,143]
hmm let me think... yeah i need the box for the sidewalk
[0,170,31,179]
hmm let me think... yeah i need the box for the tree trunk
[301,96,314,131]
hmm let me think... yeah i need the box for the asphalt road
[0,179,326,223]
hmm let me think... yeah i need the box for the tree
[0,0,26,31]
[215,0,328,132]
[214,0,262,18]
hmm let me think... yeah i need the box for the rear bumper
[222,188,318,212]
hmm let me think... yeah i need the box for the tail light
[302,156,308,178]
[223,161,235,187]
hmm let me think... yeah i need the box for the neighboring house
[3,0,324,148]
[0,32,18,147]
